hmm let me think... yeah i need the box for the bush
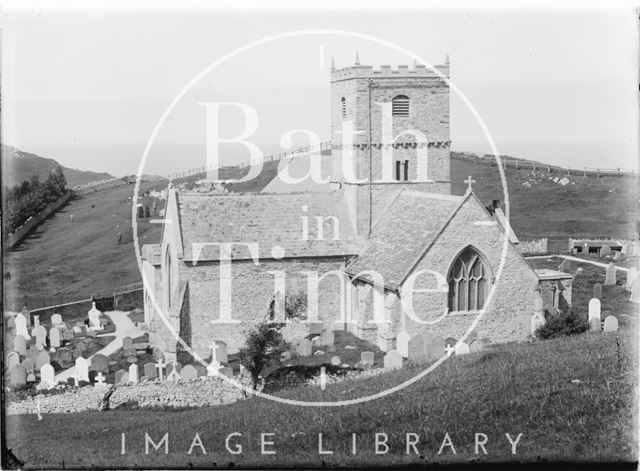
[238,322,285,389]
[535,310,589,340]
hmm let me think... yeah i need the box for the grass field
[5,328,637,468]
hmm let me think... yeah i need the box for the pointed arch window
[448,247,490,312]
[392,95,410,117]
[341,97,347,118]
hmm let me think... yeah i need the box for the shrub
[238,322,285,389]
[535,310,589,340]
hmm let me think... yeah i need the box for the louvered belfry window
[392,95,410,117]
[448,246,489,312]
[341,97,347,118]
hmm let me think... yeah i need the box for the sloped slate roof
[177,191,360,261]
[345,191,464,290]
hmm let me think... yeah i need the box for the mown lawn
[6,327,637,469]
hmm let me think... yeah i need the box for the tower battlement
[331,62,449,82]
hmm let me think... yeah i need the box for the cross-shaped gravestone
[94,372,107,388]
[155,359,167,381]
[464,175,476,192]
[445,344,454,355]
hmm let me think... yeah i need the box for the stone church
[142,57,549,363]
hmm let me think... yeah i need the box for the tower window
[395,160,409,181]
[341,97,347,118]
[448,246,490,312]
[392,95,410,117]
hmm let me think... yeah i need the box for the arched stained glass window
[448,247,490,312]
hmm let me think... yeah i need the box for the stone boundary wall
[7,376,251,415]
[5,191,73,250]
[518,238,549,255]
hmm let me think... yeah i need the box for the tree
[238,322,285,389]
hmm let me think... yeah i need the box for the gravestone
[94,372,107,388]
[383,350,403,369]
[575,267,583,276]
[196,365,207,378]
[10,364,27,387]
[613,251,622,261]
[72,326,83,335]
[631,278,640,303]
[7,314,16,329]
[50,327,61,348]
[444,337,457,350]
[455,342,470,356]
[40,364,55,389]
[297,338,312,356]
[27,373,36,382]
[361,351,375,367]
[33,315,40,328]
[530,312,546,336]
[122,337,133,349]
[601,245,612,257]
[211,340,228,364]
[115,369,127,384]
[309,321,324,336]
[589,317,601,332]
[408,334,429,363]
[588,298,601,322]
[75,357,90,382]
[34,325,47,347]
[35,351,51,370]
[15,313,31,340]
[394,332,410,358]
[181,365,197,380]
[128,364,139,384]
[603,315,619,333]
[21,306,31,328]
[626,267,639,289]
[88,302,102,330]
[51,313,63,325]
[58,348,73,364]
[320,329,335,346]
[426,336,445,360]
[90,354,109,373]
[143,362,157,379]
[558,259,570,273]
[63,330,75,341]
[7,351,20,369]
[469,340,483,353]
[14,335,27,356]
[605,263,617,286]
[593,283,602,299]
[331,356,341,366]
[219,367,233,378]
[22,358,35,373]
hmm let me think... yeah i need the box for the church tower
[330,53,452,237]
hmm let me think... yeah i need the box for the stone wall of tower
[331,64,451,236]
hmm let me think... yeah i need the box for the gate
[92,294,114,312]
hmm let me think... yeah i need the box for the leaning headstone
[35,351,51,370]
[396,331,410,358]
[455,342,470,356]
[7,351,20,369]
[15,313,31,340]
[593,283,602,299]
[383,350,403,369]
[589,317,601,332]
[626,267,639,289]
[603,315,619,333]
[181,364,197,380]
[601,245,612,257]
[51,313,63,325]
[90,354,109,373]
[331,356,341,366]
[114,369,127,384]
[297,338,312,356]
[588,298,601,322]
[426,336,445,360]
[605,263,617,286]
[34,325,47,347]
[128,364,139,384]
[40,364,55,389]
[320,329,335,346]
[10,364,27,387]
[361,351,375,367]
[143,362,157,379]
[13,335,27,356]
[75,357,90,382]
[49,327,61,348]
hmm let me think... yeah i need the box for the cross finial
[354,49,360,65]
[464,175,476,192]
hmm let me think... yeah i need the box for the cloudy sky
[2,3,638,177]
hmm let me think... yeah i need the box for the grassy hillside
[2,145,114,188]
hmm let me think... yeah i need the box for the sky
[2,4,639,177]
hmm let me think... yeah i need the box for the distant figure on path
[70,214,74,223]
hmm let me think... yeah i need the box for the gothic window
[395,160,409,181]
[448,247,490,312]
[341,97,347,118]
[392,95,410,117]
